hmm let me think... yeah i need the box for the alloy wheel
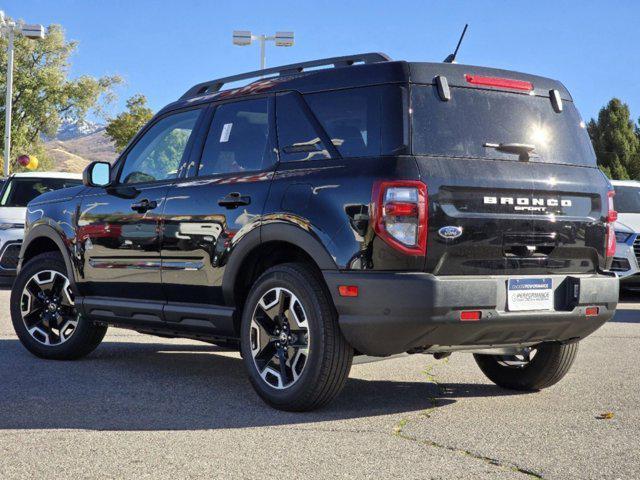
[250,287,310,389]
[20,270,78,346]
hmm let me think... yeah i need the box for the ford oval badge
[438,226,462,239]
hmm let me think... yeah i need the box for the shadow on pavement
[0,338,522,431]
[610,307,640,323]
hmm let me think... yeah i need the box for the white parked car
[0,172,82,285]
[610,180,640,289]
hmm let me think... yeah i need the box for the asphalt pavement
[0,287,638,479]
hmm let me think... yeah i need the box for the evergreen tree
[588,99,640,179]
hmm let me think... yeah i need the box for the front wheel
[11,252,107,360]
[474,342,579,391]
[240,263,353,411]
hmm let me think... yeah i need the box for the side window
[119,109,202,184]
[198,97,275,176]
[276,93,331,162]
[304,85,407,158]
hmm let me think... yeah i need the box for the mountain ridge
[44,122,118,173]
[55,119,104,141]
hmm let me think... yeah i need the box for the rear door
[410,84,610,276]
[160,95,277,311]
[77,107,204,301]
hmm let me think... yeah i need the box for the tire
[11,252,107,360]
[240,263,353,411]
[474,342,579,391]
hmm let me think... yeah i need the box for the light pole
[232,31,294,70]
[0,11,45,177]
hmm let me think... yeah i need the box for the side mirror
[83,161,111,187]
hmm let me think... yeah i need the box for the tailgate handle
[503,233,557,257]
[503,233,557,246]
[504,245,555,257]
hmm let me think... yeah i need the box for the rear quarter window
[411,85,596,167]
[304,85,408,158]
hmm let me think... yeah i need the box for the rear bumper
[323,271,619,356]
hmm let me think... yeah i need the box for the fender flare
[21,224,78,292]
[221,222,337,306]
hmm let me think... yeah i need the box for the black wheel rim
[250,287,310,389]
[20,270,78,346]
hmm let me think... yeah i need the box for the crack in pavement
[394,428,544,479]
[391,362,545,479]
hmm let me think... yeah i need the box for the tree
[588,98,640,180]
[0,22,121,173]
[105,94,153,152]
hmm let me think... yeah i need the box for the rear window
[304,85,407,158]
[411,85,596,167]
[199,97,275,175]
[613,186,640,214]
[0,177,81,207]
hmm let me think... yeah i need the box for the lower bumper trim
[323,271,618,356]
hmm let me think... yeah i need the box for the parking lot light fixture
[0,11,46,177]
[232,30,295,70]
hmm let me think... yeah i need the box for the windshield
[0,177,81,207]
[614,186,640,214]
[411,85,596,166]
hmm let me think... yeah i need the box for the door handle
[130,199,158,213]
[218,192,251,209]
[283,143,320,154]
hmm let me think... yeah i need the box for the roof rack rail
[179,52,391,100]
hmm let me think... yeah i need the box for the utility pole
[232,31,294,70]
[3,26,14,178]
[258,34,266,70]
[0,11,45,177]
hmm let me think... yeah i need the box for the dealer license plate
[507,278,553,312]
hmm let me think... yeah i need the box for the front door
[160,96,277,307]
[77,107,205,301]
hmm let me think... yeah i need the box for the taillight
[605,190,617,259]
[372,181,427,255]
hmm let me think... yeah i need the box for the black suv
[11,53,618,411]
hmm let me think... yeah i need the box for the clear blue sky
[7,0,640,123]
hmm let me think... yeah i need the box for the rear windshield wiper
[484,142,536,161]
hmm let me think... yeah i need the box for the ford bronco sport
[11,53,618,411]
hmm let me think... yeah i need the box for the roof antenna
[443,24,468,63]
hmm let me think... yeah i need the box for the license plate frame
[507,278,553,312]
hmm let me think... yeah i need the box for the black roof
[160,52,571,115]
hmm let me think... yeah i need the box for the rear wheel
[240,263,353,411]
[474,342,579,391]
[11,252,107,360]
